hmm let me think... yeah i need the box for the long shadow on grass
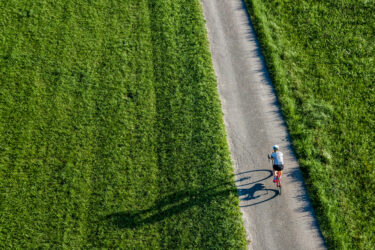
[106,183,237,229]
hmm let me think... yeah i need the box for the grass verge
[243,0,374,249]
[0,0,246,248]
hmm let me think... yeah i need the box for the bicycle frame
[275,171,282,195]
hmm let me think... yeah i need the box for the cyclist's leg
[273,169,278,183]
[272,165,277,183]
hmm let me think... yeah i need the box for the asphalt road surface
[201,0,326,249]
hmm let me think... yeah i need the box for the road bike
[268,154,282,195]
[274,170,282,195]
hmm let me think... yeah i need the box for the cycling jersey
[271,151,284,165]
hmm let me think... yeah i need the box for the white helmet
[273,145,279,151]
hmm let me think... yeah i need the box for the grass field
[0,0,246,248]
[244,0,375,249]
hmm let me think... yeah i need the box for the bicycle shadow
[238,184,279,207]
[235,169,279,207]
[235,169,273,187]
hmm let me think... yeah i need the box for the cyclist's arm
[268,154,274,164]
[271,153,277,165]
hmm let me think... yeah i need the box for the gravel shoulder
[201,0,326,249]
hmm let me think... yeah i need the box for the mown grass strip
[149,0,246,248]
[0,0,246,248]
[243,0,375,249]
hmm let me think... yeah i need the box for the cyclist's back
[271,151,283,166]
[270,145,284,171]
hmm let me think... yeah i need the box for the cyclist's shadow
[238,183,266,201]
[237,182,278,207]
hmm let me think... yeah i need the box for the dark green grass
[244,0,375,249]
[0,0,246,248]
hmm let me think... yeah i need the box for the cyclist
[268,145,284,184]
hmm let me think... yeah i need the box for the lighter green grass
[244,0,375,249]
[0,0,246,248]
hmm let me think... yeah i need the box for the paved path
[201,0,326,249]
